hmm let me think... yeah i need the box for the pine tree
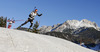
[0,16,4,27]
[32,21,40,33]
[0,16,7,28]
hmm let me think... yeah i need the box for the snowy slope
[0,27,97,52]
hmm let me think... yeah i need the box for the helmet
[35,9,38,12]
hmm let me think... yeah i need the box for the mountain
[0,27,97,52]
[39,19,100,44]
[38,19,100,51]
[39,19,100,33]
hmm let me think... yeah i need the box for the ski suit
[8,20,15,29]
[19,11,42,29]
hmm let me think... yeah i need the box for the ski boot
[17,26,21,29]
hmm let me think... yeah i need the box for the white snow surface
[0,27,97,52]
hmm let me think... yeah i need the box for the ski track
[0,27,97,52]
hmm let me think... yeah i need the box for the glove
[38,14,42,16]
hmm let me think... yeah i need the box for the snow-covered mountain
[38,19,100,51]
[0,27,97,52]
[39,19,100,33]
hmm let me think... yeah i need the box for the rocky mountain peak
[39,19,100,33]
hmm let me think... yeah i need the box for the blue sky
[0,0,100,28]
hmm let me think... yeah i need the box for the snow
[66,19,97,29]
[0,27,97,52]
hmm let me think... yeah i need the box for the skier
[17,9,42,29]
[7,19,15,29]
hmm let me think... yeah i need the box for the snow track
[0,27,97,52]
